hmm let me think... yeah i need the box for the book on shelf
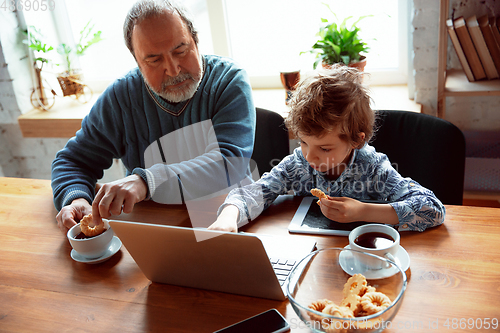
[466,15,499,80]
[491,17,500,50]
[478,15,500,74]
[446,18,475,82]
[453,16,486,81]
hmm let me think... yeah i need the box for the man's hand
[207,205,239,233]
[92,174,147,221]
[56,198,92,234]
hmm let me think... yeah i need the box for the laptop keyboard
[269,257,297,286]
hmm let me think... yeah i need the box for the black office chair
[250,108,290,176]
[371,110,466,205]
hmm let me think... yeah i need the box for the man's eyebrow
[141,42,189,60]
[173,42,189,51]
[143,53,161,60]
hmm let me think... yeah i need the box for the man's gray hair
[123,0,199,57]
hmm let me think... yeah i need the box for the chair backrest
[251,108,290,176]
[370,110,466,205]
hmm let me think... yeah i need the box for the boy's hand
[319,196,365,223]
[207,205,239,232]
[319,197,399,225]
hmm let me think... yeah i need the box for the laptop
[109,221,317,301]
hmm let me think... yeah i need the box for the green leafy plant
[23,26,54,66]
[306,4,371,69]
[76,20,103,56]
[24,21,102,75]
[57,43,73,74]
[58,20,103,75]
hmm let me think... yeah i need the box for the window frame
[40,0,410,91]
[208,0,409,88]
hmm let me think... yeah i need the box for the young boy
[209,65,445,233]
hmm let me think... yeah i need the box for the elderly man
[52,0,255,233]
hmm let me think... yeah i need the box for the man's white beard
[156,71,201,103]
[143,57,203,103]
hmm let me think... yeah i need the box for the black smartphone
[213,309,290,333]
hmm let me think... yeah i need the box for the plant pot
[322,56,367,72]
[348,55,367,72]
[57,71,85,97]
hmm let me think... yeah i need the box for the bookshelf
[437,0,500,119]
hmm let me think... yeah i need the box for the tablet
[288,197,384,236]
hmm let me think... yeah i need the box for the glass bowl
[287,248,407,333]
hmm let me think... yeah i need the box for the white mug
[67,219,113,259]
[348,224,400,270]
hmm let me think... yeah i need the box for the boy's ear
[353,132,366,149]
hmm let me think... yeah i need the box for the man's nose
[164,57,181,77]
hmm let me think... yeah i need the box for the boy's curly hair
[285,64,374,149]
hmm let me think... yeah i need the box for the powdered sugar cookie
[342,273,367,297]
[361,291,391,315]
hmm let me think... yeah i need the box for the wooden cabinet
[437,0,500,119]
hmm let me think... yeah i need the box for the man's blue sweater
[51,55,256,211]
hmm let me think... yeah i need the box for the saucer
[71,236,122,264]
[339,244,410,279]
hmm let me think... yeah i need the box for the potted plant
[23,26,56,109]
[24,26,54,66]
[24,21,102,104]
[57,20,103,76]
[56,20,103,99]
[305,4,370,71]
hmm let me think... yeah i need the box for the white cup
[67,220,113,259]
[348,224,400,270]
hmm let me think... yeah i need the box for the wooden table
[1,177,499,332]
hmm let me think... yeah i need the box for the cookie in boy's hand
[311,188,328,205]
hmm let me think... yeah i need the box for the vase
[280,70,300,104]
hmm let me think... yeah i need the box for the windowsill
[252,85,422,119]
[17,85,421,138]
[17,94,100,138]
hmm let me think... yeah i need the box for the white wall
[0,10,123,182]
[0,10,68,179]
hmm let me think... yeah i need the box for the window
[63,0,214,89]
[63,0,137,85]
[24,0,408,91]
[221,0,408,87]
[23,0,213,91]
